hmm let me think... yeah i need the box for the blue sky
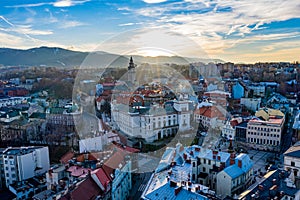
[0,0,300,63]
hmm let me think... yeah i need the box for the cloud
[118,22,143,27]
[142,0,168,3]
[6,0,90,8]
[126,0,300,58]
[59,20,86,28]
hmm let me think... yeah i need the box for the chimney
[272,179,277,185]
[175,187,181,196]
[195,147,201,152]
[170,180,177,187]
[183,153,187,160]
[190,151,194,156]
[217,155,221,161]
[258,185,264,191]
[230,153,235,165]
[238,160,242,168]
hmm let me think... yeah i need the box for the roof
[238,170,300,199]
[102,151,126,177]
[92,167,111,190]
[284,143,300,158]
[194,105,226,120]
[223,153,253,179]
[60,151,75,164]
[66,166,91,177]
[255,108,284,121]
[61,177,103,200]
[144,182,208,200]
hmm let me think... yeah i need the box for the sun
[134,47,174,57]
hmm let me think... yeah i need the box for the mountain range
[0,46,224,68]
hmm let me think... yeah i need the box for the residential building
[194,105,227,130]
[216,154,253,198]
[222,121,235,140]
[232,82,245,99]
[248,84,265,97]
[240,98,261,112]
[204,90,230,107]
[2,146,50,187]
[246,108,285,151]
[284,143,300,188]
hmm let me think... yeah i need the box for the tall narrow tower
[128,56,136,83]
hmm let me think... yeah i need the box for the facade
[112,100,192,142]
[222,121,235,140]
[246,108,285,151]
[216,154,253,198]
[204,90,230,107]
[235,121,248,142]
[240,98,261,112]
[2,146,50,187]
[248,84,265,97]
[284,143,300,188]
[0,96,29,108]
[194,105,226,130]
[232,82,245,99]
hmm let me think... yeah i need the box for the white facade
[112,100,192,142]
[248,84,265,97]
[240,98,261,112]
[246,119,284,151]
[2,146,50,187]
[222,121,235,140]
[79,135,105,153]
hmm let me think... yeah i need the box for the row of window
[248,132,280,138]
[248,126,280,132]
[247,137,279,145]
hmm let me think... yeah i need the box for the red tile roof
[76,153,97,162]
[92,168,111,191]
[60,151,75,164]
[194,106,226,120]
[61,177,103,200]
[102,151,126,177]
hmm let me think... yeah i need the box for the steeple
[128,56,135,70]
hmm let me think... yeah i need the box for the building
[204,90,231,107]
[194,105,227,130]
[1,146,50,187]
[238,170,300,200]
[240,98,261,112]
[248,84,265,97]
[127,56,136,83]
[293,111,300,141]
[216,153,253,198]
[222,121,235,140]
[141,143,219,200]
[284,143,300,188]
[235,121,248,142]
[232,82,245,99]
[246,108,285,151]
[112,99,192,142]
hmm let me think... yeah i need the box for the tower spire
[128,56,135,70]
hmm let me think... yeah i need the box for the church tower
[128,56,136,83]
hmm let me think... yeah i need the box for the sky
[0,0,300,63]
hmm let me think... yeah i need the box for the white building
[284,143,300,188]
[246,108,285,151]
[2,146,50,187]
[216,154,253,198]
[112,100,192,142]
[194,105,227,130]
[222,121,235,140]
[240,98,261,112]
[248,84,265,97]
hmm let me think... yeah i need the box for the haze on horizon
[0,0,300,64]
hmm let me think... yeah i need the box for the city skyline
[0,0,300,63]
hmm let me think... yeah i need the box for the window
[291,161,295,167]
[203,167,206,172]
